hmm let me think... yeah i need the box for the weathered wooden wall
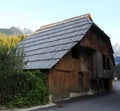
[49,50,90,101]
[48,29,114,101]
[80,29,113,57]
[80,29,114,78]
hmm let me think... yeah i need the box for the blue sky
[0,0,120,45]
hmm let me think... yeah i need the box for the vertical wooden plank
[96,51,103,78]
[109,79,113,91]
[83,72,90,91]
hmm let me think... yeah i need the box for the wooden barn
[18,14,115,102]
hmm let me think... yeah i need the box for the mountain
[0,27,23,35]
[0,27,32,36]
[113,43,120,57]
[16,27,32,35]
[113,43,120,65]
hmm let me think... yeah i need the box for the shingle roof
[18,14,93,69]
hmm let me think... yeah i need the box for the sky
[0,0,120,45]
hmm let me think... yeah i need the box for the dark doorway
[103,79,110,91]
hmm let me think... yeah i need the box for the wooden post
[109,79,113,91]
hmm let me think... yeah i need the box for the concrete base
[49,89,98,102]
[70,89,97,98]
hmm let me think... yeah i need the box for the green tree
[0,34,26,73]
[0,34,48,108]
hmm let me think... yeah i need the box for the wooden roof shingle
[18,14,93,69]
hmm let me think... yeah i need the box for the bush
[0,70,48,108]
[0,35,49,108]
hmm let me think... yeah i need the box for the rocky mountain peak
[113,43,120,57]
[113,43,120,64]
[0,27,32,36]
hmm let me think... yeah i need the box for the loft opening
[102,54,110,70]
[72,48,79,59]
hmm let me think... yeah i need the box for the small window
[78,72,83,89]
[72,49,79,59]
[107,58,110,69]
[102,54,110,70]
[102,54,106,69]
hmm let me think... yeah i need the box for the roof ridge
[35,13,92,32]
[62,13,92,23]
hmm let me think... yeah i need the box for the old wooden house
[19,14,115,102]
